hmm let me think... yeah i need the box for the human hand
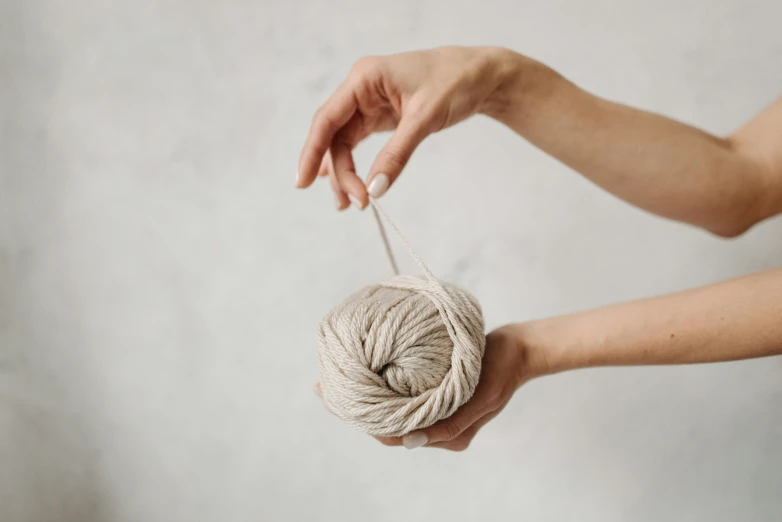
[315,323,548,451]
[297,46,519,210]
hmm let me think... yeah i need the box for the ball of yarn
[317,274,485,438]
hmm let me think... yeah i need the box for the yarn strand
[370,202,400,276]
[369,199,437,284]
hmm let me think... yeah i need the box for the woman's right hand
[296,46,522,210]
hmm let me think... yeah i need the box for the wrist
[506,317,589,380]
[479,49,555,125]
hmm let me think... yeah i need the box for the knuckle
[312,107,339,136]
[442,420,462,441]
[350,56,379,77]
[406,98,446,134]
[485,388,505,410]
[311,106,325,125]
[407,97,436,118]
[379,148,408,172]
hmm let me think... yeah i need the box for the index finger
[297,83,357,189]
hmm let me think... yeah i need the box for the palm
[372,325,536,451]
[315,325,538,451]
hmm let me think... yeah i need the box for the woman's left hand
[315,323,548,451]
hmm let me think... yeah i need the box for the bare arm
[485,52,782,236]
[298,47,782,236]
[515,267,782,374]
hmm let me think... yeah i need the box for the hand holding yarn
[296,47,514,208]
[316,323,537,451]
[316,203,539,449]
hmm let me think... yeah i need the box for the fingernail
[335,194,342,210]
[367,173,389,199]
[314,383,322,397]
[402,432,428,450]
[348,193,363,210]
[295,171,301,187]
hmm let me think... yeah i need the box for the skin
[299,47,782,451]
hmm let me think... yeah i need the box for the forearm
[521,268,782,374]
[483,50,782,236]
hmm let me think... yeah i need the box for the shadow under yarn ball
[317,273,486,438]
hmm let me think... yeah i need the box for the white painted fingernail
[348,193,363,210]
[334,194,342,210]
[367,173,390,199]
[402,432,428,450]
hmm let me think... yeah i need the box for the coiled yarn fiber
[317,203,485,438]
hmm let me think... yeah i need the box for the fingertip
[367,173,390,199]
[402,431,428,450]
[330,143,367,210]
[298,143,329,189]
[328,170,350,211]
[347,193,366,210]
[374,435,404,447]
[335,193,349,211]
[295,168,316,189]
[342,178,369,210]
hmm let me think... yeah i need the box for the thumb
[365,114,430,199]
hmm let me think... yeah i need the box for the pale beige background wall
[1,1,781,521]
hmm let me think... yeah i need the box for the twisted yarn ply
[317,202,485,437]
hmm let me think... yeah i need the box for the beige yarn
[317,202,485,438]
